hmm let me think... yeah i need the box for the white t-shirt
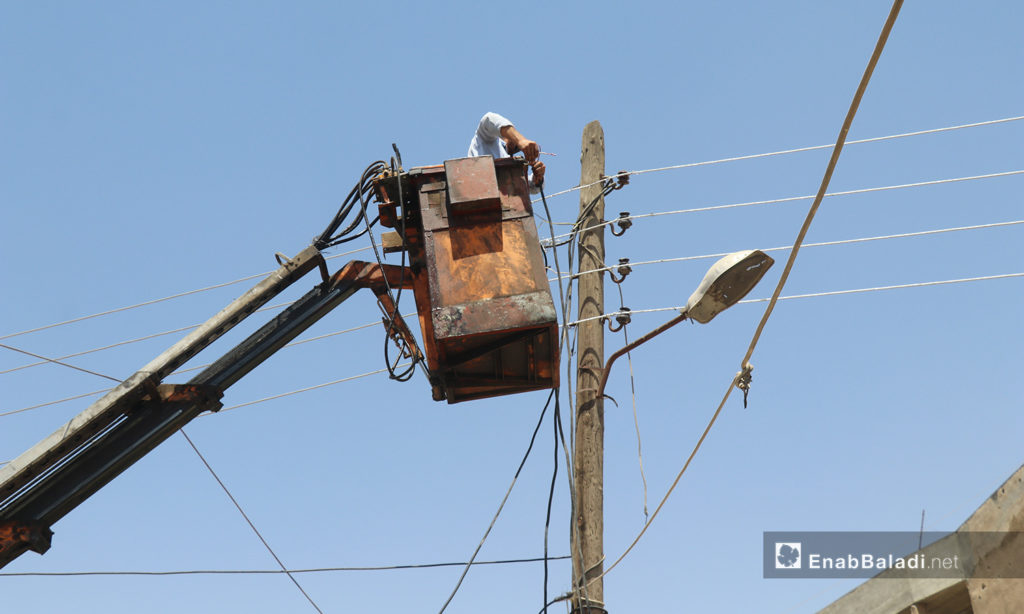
[467,111,514,158]
[466,112,538,191]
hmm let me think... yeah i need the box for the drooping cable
[538,184,592,610]
[436,389,555,614]
[543,389,559,613]
[0,555,573,577]
[180,430,325,614]
[585,0,906,587]
[0,343,121,383]
[616,284,649,522]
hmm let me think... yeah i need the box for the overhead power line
[0,388,111,419]
[538,113,1024,203]
[0,299,296,377]
[555,219,1024,281]
[1,310,412,377]
[37,178,1018,375]
[544,169,1024,243]
[0,343,121,383]
[0,245,371,343]
[4,268,1021,424]
[2,115,1020,344]
[217,366,402,413]
[0,555,573,577]
[568,272,1024,327]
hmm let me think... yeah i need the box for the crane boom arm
[0,252,415,568]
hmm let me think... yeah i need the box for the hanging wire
[584,0,907,587]
[436,390,555,614]
[181,430,325,614]
[615,284,649,523]
[0,555,573,577]
[538,184,593,610]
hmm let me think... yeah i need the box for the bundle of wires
[312,160,389,250]
[313,154,420,383]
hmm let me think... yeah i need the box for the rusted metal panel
[444,156,501,215]
[373,157,559,403]
[432,291,557,339]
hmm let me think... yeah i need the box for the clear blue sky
[1,2,1021,612]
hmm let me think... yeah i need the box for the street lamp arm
[595,311,689,400]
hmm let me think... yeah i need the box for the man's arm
[470,112,545,186]
[499,125,545,187]
[499,125,539,161]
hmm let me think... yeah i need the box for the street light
[596,249,775,398]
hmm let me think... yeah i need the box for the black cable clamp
[609,257,632,284]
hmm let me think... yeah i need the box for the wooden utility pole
[572,120,607,614]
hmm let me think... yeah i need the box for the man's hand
[500,125,541,161]
[530,160,546,187]
[513,138,540,161]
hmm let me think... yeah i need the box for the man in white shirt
[467,112,546,188]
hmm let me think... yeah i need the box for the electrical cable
[313,161,387,250]
[538,184,592,610]
[0,555,573,577]
[543,169,1024,244]
[4,270,1018,422]
[543,387,559,613]
[436,389,555,614]
[354,155,419,383]
[584,0,905,587]
[0,245,371,344]
[171,314,414,378]
[0,299,308,377]
[381,148,418,382]
[0,343,121,383]
[555,219,1024,282]
[0,388,110,419]
[2,114,1018,346]
[616,284,649,522]
[6,112,1015,345]
[180,430,324,614]
[6,214,1013,378]
[535,113,1024,204]
[216,365,404,413]
[0,350,327,613]
[562,272,1024,328]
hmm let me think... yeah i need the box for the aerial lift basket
[373,156,559,403]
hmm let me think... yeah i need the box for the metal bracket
[610,211,632,237]
[608,257,632,284]
[606,307,631,333]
